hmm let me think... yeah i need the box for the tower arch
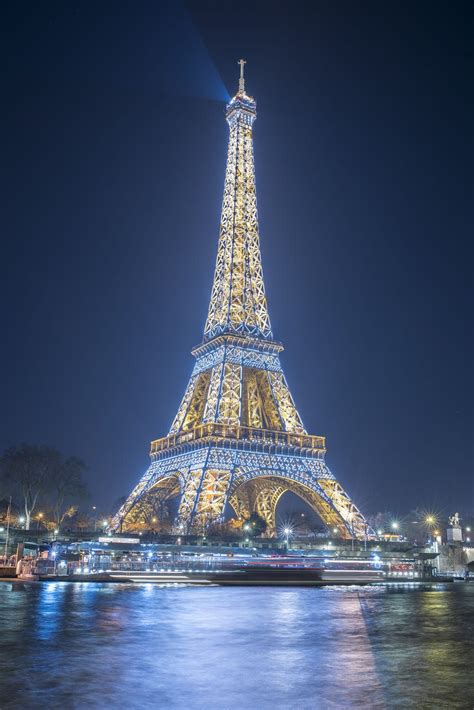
[228,470,358,539]
[119,472,183,532]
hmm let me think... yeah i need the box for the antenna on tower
[238,59,246,94]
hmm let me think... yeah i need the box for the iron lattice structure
[111,63,372,539]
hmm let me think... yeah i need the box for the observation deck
[150,423,326,461]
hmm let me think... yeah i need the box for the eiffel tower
[111,61,371,539]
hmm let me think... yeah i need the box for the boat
[208,564,325,586]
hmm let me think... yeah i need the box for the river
[0,581,473,709]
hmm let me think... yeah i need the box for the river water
[0,581,473,709]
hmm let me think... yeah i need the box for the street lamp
[283,526,293,550]
[424,515,437,543]
[391,521,399,531]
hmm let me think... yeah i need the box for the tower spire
[204,62,272,342]
[238,58,246,94]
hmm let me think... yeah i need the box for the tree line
[0,444,89,530]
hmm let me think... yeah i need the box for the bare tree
[0,444,60,529]
[0,445,89,531]
[50,456,88,530]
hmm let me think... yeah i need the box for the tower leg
[228,489,251,522]
[177,468,233,533]
[253,483,286,536]
[317,479,368,538]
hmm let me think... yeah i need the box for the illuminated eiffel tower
[111,62,371,539]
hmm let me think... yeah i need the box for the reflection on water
[0,583,473,709]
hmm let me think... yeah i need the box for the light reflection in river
[0,583,473,709]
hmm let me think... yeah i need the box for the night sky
[2,1,472,517]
